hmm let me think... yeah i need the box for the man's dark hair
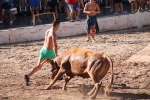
[52,20,60,27]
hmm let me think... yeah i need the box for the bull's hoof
[89,96,96,99]
[45,87,51,90]
[87,92,92,96]
[62,87,67,91]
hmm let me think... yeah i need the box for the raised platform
[0,12,150,44]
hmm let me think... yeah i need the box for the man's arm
[95,4,100,14]
[52,33,58,57]
[83,4,91,14]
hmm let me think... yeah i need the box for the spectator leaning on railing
[0,0,13,24]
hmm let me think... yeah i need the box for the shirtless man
[24,20,60,86]
[83,0,100,42]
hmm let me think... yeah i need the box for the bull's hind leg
[46,68,65,90]
[87,85,96,96]
[87,74,102,99]
[89,81,102,99]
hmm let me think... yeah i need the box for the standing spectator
[58,0,67,13]
[29,0,42,22]
[105,0,111,8]
[66,0,80,22]
[47,0,59,20]
[110,0,114,11]
[96,0,101,7]
[0,0,13,24]
[41,0,47,13]
[83,0,100,42]
[22,0,28,11]
[78,0,84,9]
[114,0,125,15]
[129,0,137,13]
[145,0,150,11]
[137,0,144,12]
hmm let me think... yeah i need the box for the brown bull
[42,47,113,99]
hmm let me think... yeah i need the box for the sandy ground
[0,27,150,100]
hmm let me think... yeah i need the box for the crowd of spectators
[0,0,149,25]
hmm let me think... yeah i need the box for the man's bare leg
[91,25,96,42]
[24,59,44,86]
[54,6,58,19]
[76,7,80,20]
[36,6,42,22]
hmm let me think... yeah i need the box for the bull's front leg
[62,75,74,91]
[46,68,65,90]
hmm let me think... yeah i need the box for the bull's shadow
[66,84,150,100]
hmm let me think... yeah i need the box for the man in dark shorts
[0,0,13,24]
[47,0,59,20]
[83,0,100,42]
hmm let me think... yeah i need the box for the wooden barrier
[33,12,56,26]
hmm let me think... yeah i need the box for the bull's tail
[104,56,114,95]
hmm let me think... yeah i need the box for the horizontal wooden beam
[33,12,56,26]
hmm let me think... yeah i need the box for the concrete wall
[0,12,150,44]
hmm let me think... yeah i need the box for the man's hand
[89,11,96,16]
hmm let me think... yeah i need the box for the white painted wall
[0,12,150,44]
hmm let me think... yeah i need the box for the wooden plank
[33,12,56,26]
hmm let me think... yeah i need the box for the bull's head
[46,59,60,79]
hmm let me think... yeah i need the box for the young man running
[24,20,60,86]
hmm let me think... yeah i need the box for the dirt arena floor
[0,27,150,100]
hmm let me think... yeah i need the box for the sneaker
[122,11,127,14]
[0,20,3,23]
[70,20,74,22]
[10,20,13,24]
[114,13,118,15]
[133,9,137,13]
[105,6,111,8]
[85,38,90,42]
[91,38,96,42]
[138,9,144,12]
[24,75,30,86]
[110,8,113,12]
[145,8,149,11]
[37,19,42,23]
